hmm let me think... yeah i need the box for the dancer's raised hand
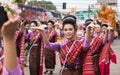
[1,11,20,39]
[31,25,44,32]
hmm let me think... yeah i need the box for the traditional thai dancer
[31,16,92,75]
[83,20,109,75]
[44,20,57,74]
[99,23,117,75]
[26,20,43,75]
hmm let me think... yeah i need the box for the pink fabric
[100,61,105,75]
[105,63,110,75]
[99,59,110,75]
[109,47,117,64]
[99,42,109,75]
[39,65,43,75]
[99,42,116,75]
[2,64,22,75]
[20,35,25,63]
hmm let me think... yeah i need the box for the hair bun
[84,19,93,28]
[48,20,55,25]
[62,16,77,30]
[102,23,108,27]
[63,17,76,25]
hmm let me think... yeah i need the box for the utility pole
[88,5,90,18]
[32,0,37,6]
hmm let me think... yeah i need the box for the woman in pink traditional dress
[99,23,117,75]
[31,15,93,75]
[82,20,109,75]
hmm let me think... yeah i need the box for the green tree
[28,1,56,11]
[15,0,26,4]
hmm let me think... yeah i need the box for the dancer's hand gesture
[1,11,20,39]
[30,25,45,33]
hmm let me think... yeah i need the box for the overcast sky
[37,0,97,12]
[2,0,119,12]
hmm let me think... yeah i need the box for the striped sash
[39,39,44,75]
[83,35,104,75]
[90,36,103,54]
[60,40,83,65]
[20,35,25,63]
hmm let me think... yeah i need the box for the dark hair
[84,19,93,29]
[63,15,77,22]
[0,6,8,28]
[62,17,77,30]
[85,18,93,23]
[102,23,108,27]
[48,20,54,25]
[96,20,101,25]
[30,20,38,26]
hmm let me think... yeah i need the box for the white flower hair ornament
[0,0,21,16]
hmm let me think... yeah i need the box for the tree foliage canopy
[15,0,26,4]
[28,1,56,11]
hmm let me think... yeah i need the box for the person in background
[77,23,84,40]
[82,20,109,75]
[25,20,43,75]
[44,20,57,74]
[99,23,117,75]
